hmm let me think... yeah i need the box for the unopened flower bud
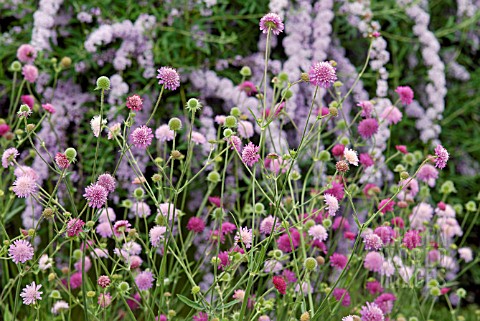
[186,98,202,113]
[300,312,310,321]
[207,171,221,183]
[192,286,201,295]
[96,76,110,90]
[230,107,241,117]
[400,171,409,180]
[171,150,184,160]
[328,106,338,117]
[48,273,56,281]
[168,117,182,131]
[60,57,72,69]
[26,124,35,132]
[152,174,161,182]
[336,160,349,173]
[304,257,317,271]
[64,148,77,162]
[224,116,237,128]
[240,66,252,77]
[87,291,96,298]
[11,61,22,72]
[42,208,54,218]
[316,256,325,265]
[300,73,310,82]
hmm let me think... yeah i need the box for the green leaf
[176,294,204,311]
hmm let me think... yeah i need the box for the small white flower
[91,115,107,137]
[344,148,359,166]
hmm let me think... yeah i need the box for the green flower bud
[278,72,289,83]
[465,201,477,212]
[282,89,293,100]
[254,203,265,214]
[11,61,22,72]
[118,281,130,292]
[240,66,252,77]
[133,188,144,199]
[440,181,457,195]
[230,107,241,117]
[456,288,466,298]
[224,116,237,128]
[419,185,430,198]
[152,174,161,183]
[64,148,77,162]
[60,57,72,69]
[403,153,416,166]
[428,279,439,288]
[191,286,201,295]
[50,290,61,299]
[186,98,202,113]
[318,150,331,162]
[211,257,221,265]
[212,208,224,220]
[339,137,350,146]
[96,76,110,90]
[122,199,133,209]
[73,249,82,261]
[168,117,182,131]
[305,219,315,230]
[207,171,221,183]
[304,257,317,271]
[300,73,309,82]
[322,218,332,229]
[329,106,338,117]
[273,249,283,259]
[85,221,95,228]
[290,171,301,180]
[453,204,463,215]
[394,164,406,172]
[400,171,409,180]
[87,291,96,298]
[336,119,347,129]
[429,286,441,296]
[223,128,233,137]
[333,81,343,87]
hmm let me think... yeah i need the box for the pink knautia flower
[325,180,345,200]
[235,227,253,248]
[12,175,37,198]
[273,275,287,294]
[238,120,254,138]
[98,293,112,308]
[359,153,374,167]
[402,230,421,250]
[149,225,167,247]
[378,198,394,214]
[259,12,284,35]
[107,122,121,140]
[55,153,70,169]
[17,105,32,118]
[374,293,397,314]
[434,144,449,169]
[221,222,237,234]
[158,202,178,220]
[123,241,142,255]
[20,281,42,305]
[113,220,131,237]
[264,259,282,273]
[395,145,408,154]
[38,254,52,270]
[215,115,226,125]
[127,292,141,310]
[333,288,351,307]
[97,275,111,288]
[309,61,337,88]
[242,142,260,167]
[74,256,92,272]
[129,256,143,269]
[227,135,242,152]
[155,124,174,142]
[277,228,301,252]
[360,302,385,321]
[330,253,348,270]
[233,289,246,301]
[435,203,456,218]
[42,103,55,114]
[391,216,405,228]
[97,173,116,193]
[17,44,37,63]
[458,247,473,262]
[332,144,345,157]
[2,147,19,168]
[191,131,207,145]
[22,65,38,83]
[358,118,379,139]
[69,272,83,289]
[135,271,154,290]
[126,94,143,111]
[0,123,10,136]
[395,86,414,105]
[409,202,433,230]
[157,315,168,321]
[374,226,393,244]
[260,215,278,235]
[324,194,339,216]
[342,316,356,321]
[364,252,383,272]
[131,202,151,218]
[21,95,34,109]
[8,239,34,264]
[193,312,209,321]
[130,125,154,149]
[308,224,328,241]
[84,183,108,208]
[14,166,38,180]
[364,234,384,251]
[366,280,384,295]
[438,217,462,239]
[66,218,85,237]
[417,164,439,187]
[187,217,205,233]
[209,196,221,207]
[157,66,180,90]
[51,300,69,314]
[357,101,374,118]
[218,251,230,270]
[96,222,113,238]
[344,148,359,166]
[239,81,258,97]
[91,115,106,137]
[380,106,402,125]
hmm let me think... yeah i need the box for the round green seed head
[133,188,144,199]
[223,128,233,137]
[96,76,111,90]
[322,218,332,228]
[87,291,96,298]
[224,116,237,128]
[429,286,441,296]
[186,98,202,112]
[11,61,22,72]
[64,147,77,162]
[118,281,130,292]
[318,150,331,162]
[168,117,182,131]
[304,257,317,271]
[282,89,293,99]
[254,203,265,214]
[207,171,221,183]
[191,286,201,295]
[73,249,82,261]
[339,137,350,146]
[465,201,477,212]
[240,66,252,77]
[230,107,241,117]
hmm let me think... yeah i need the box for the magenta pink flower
[366,280,384,295]
[97,275,111,288]
[235,227,253,248]
[378,198,394,214]
[272,276,287,294]
[84,183,108,208]
[395,86,414,105]
[332,144,345,157]
[259,13,284,35]
[360,302,384,321]
[12,175,37,198]
[260,216,277,235]
[17,44,37,63]
[186,217,205,233]
[395,145,408,154]
[66,218,85,237]
[98,293,112,308]
[241,142,260,167]
[359,153,374,167]
[417,164,439,187]
[42,103,55,114]
[333,288,351,307]
[113,220,131,237]
[364,252,383,272]
[97,173,116,193]
[0,123,10,136]
[221,222,236,234]
[434,144,449,169]
[8,239,34,264]
[22,65,38,83]
[69,272,83,289]
[308,61,337,88]
[239,81,258,97]
[358,118,379,139]
[126,94,143,111]
[21,95,34,109]
[227,135,242,152]
[374,226,393,244]
[380,106,402,125]
[157,67,180,90]
[330,253,348,270]
[277,229,301,252]
[55,153,70,169]
[324,180,345,200]
[20,281,42,305]
[130,125,153,149]
[402,230,421,250]
[364,233,383,251]
[135,271,154,290]
[374,293,397,314]
[193,312,209,321]
[357,101,374,118]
